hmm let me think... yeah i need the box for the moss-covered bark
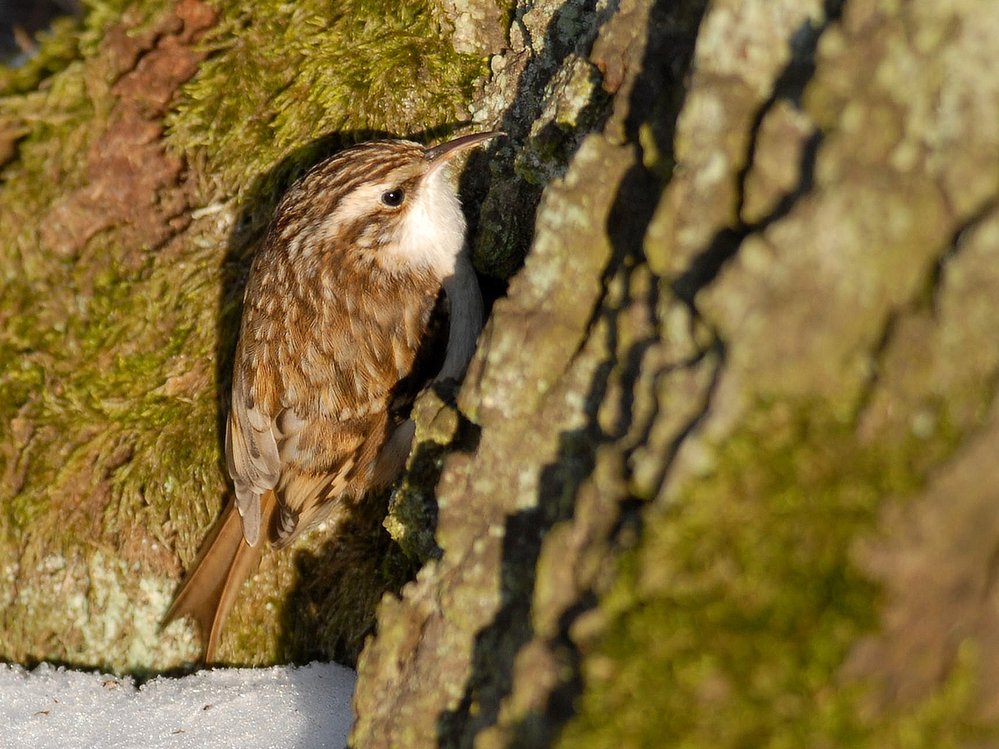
[2,0,999,746]
[0,0,484,671]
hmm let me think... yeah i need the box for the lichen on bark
[357,0,999,745]
[2,0,999,746]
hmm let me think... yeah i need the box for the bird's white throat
[389,166,467,279]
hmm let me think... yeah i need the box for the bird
[163,131,501,662]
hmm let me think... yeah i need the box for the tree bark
[1,0,998,746]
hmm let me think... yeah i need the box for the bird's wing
[226,253,446,548]
[227,322,406,548]
[225,375,281,547]
[268,406,389,548]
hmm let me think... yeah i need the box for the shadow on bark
[435,0,710,744]
[670,1,842,305]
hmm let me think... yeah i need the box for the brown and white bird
[163,132,500,661]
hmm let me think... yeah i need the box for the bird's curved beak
[424,131,505,167]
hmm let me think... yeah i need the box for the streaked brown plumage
[163,132,500,661]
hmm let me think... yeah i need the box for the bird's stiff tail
[162,491,277,663]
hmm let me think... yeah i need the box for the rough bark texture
[356,0,999,746]
[2,0,998,747]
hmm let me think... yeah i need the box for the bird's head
[282,131,502,279]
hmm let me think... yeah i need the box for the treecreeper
[163,132,502,662]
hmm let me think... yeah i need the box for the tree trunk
[2,0,998,746]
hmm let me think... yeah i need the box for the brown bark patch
[40,1,216,259]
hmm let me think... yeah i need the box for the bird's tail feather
[162,491,277,663]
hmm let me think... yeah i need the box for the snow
[0,661,356,749]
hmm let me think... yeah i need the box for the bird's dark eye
[381,188,405,207]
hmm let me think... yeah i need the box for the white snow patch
[0,661,355,749]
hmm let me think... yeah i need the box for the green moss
[0,0,488,670]
[557,401,986,748]
[167,0,486,204]
[0,17,80,96]
[0,0,141,95]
